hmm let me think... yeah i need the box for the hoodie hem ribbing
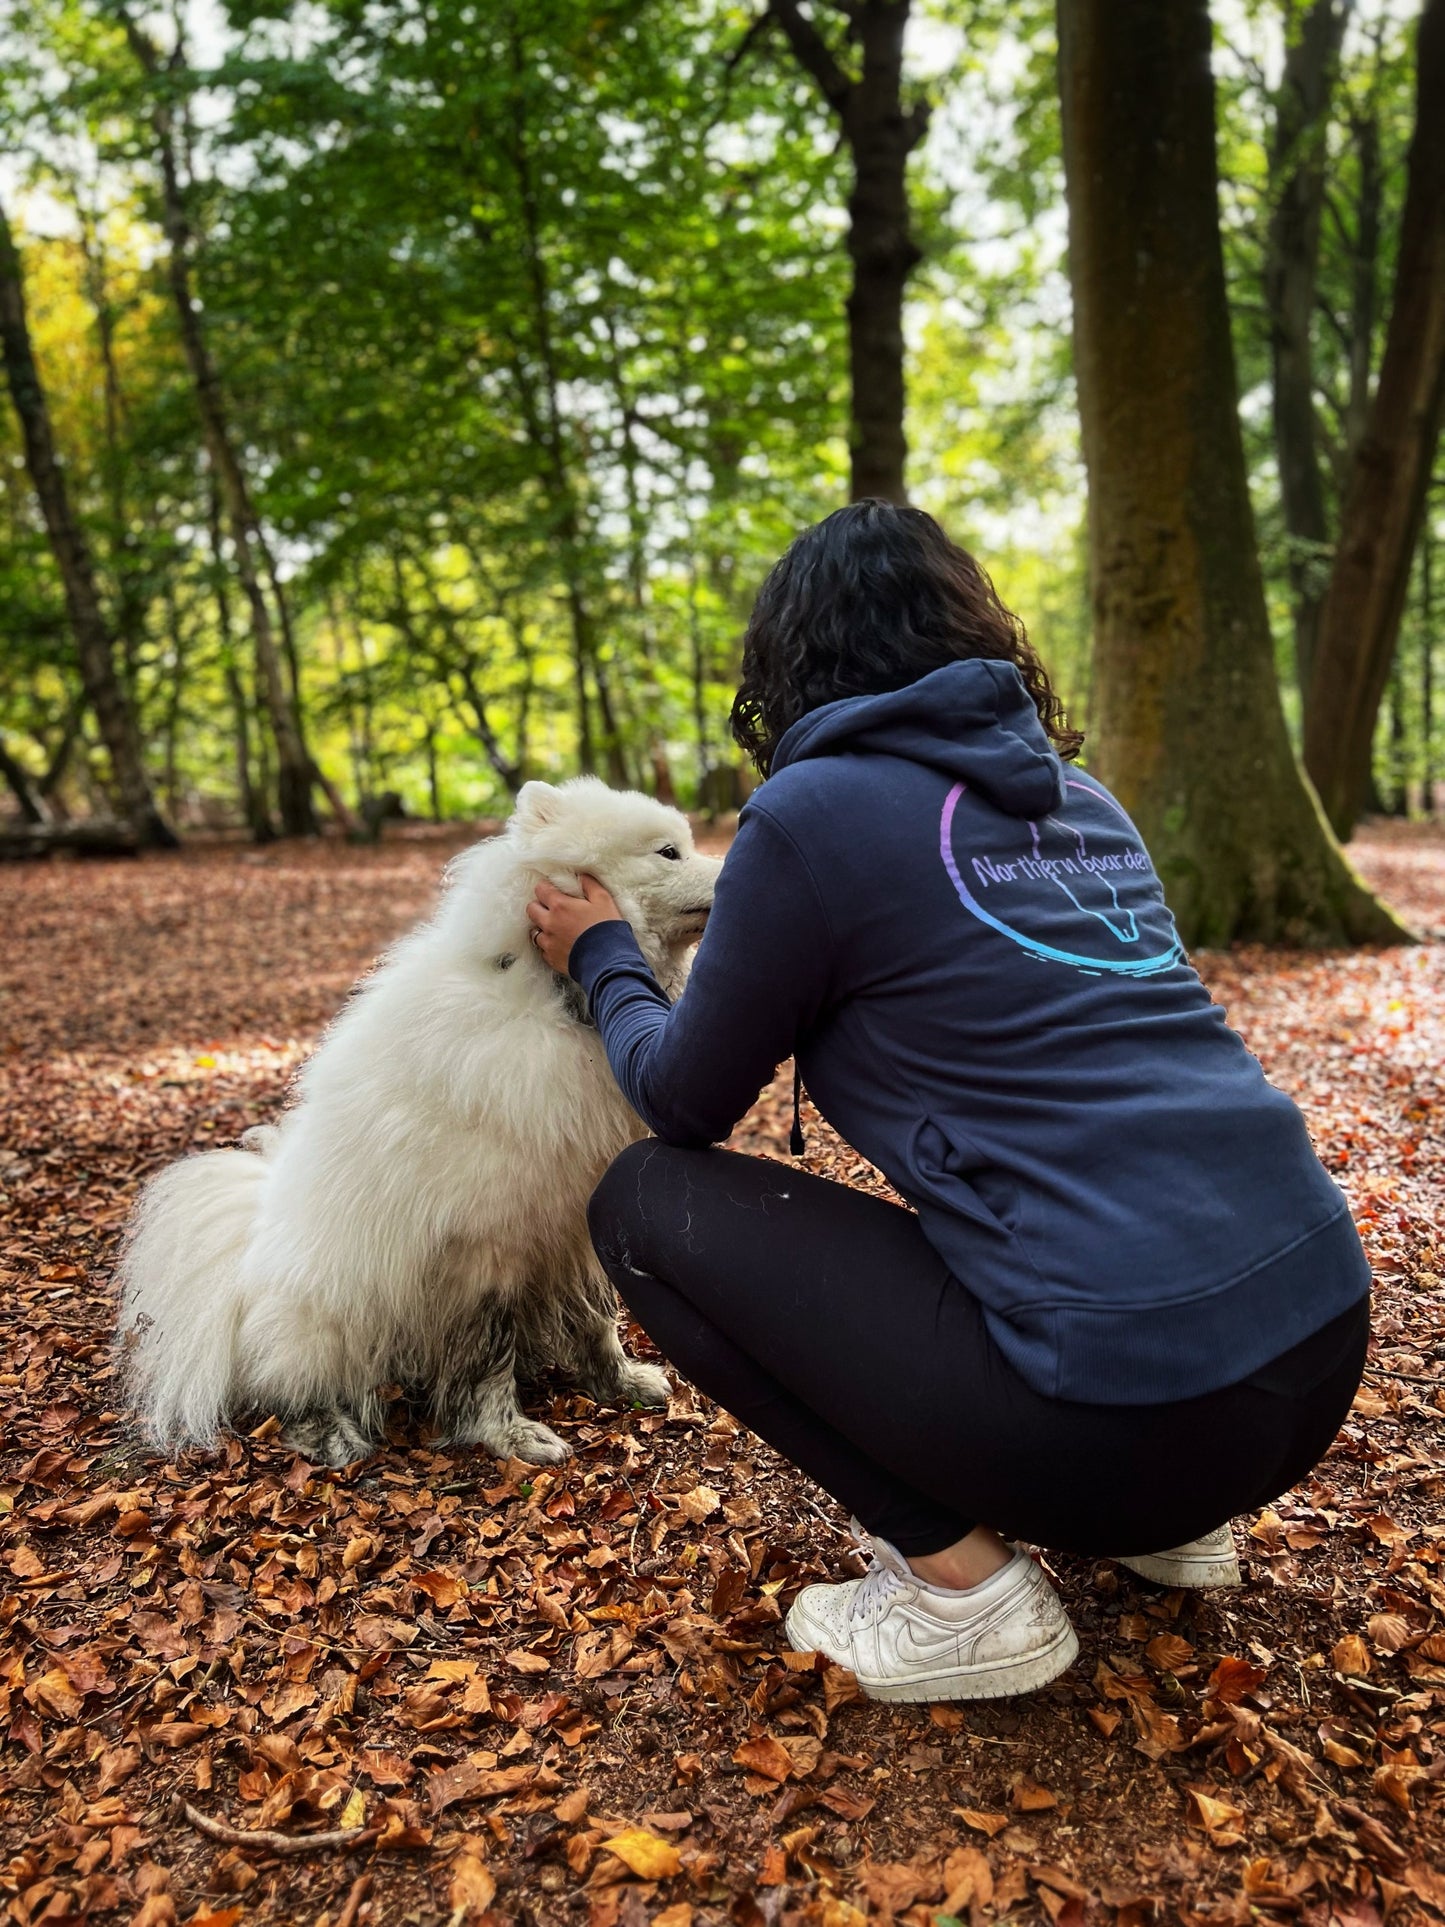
[985,1205,1372,1405]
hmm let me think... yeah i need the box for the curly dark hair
[730,500,1083,777]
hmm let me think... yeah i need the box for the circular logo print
[939,778,1182,977]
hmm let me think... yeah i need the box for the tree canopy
[1,0,1440,935]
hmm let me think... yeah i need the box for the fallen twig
[334,1872,374,1927]
[178,1798,379,1856]
[1333,1797,1409,1865]
[1364,1363,1443,1389]
[800,1496,854,1541]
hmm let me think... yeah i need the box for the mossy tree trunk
[1056,0,1406,947]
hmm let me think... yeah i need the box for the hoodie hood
[770,659,1066,817]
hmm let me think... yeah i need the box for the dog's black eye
[657,845,681,861]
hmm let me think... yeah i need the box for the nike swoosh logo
[895,1615,964,1662]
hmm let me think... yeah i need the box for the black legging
[588,1140,1369,1559]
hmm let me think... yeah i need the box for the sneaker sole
[783,1606,1079,1704]
[1117,1551,1241,1589]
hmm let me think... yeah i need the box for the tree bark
[210,477,273,841]
[1341,102,1382,474]
[1424,485,1437,811]
[497,25,621,779]
[1303,0,1445,839]
[1264,0,1350,696]
[121,14,318,837]
[0,199,175,848]
[766,0,928,504]
[1056,0,1405,945]
[39,702,80,819]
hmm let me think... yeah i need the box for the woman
[526,501,1371,1704]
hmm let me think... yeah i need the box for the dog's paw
[578,1359,672,1410]
[502,1419,573,1466]
[615,1360,671,1409]
[282,1408,377,1467]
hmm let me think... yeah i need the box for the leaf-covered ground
[1,821,1442,1927]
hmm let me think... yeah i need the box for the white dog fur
[116,777,721,1467]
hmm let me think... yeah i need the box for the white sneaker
[1117,1524,1241,1588]
[784,1536,1079,1702]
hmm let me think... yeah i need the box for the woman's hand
[526,875,623,975]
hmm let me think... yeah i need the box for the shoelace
[848,1556,908,1627]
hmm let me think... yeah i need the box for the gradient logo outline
[939,778,1183,977]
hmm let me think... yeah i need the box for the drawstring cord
[790,1061,805,1158]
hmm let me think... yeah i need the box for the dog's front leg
[560,1272,672,1412]
[432,1301,572,1466]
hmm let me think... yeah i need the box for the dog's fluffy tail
[116,1139,274,1451]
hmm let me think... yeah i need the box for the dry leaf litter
[0,819,1442,1927]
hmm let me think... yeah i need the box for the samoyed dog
[116,778,721,1467]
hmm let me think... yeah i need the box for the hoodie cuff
[569,918,651,992]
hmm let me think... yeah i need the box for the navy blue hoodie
[570,659,1370,1405]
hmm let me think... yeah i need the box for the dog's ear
[513,781,561,833]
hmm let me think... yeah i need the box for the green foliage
[0,0,1436,830]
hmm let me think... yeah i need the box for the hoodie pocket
[908,1116,1022,1239]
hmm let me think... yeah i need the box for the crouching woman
[526,501,1370,1704]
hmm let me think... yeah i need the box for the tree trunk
[0,735,50,824]
[224,660,269,842]
[500,24,614,775]
[39,705,79,818]
[689,553,711,810]
[1264,0,1349,696]
[1422,486,1436,812]
[607,341,677,798]
[1389,642,1408,812]
[387,552,525,796]
[767,0,928,504]
[1341,103,1383,474]
[122,14,318,837]
[160,576,189,825]
[210,478,274,841]
[72,182,148,688]
[1056,0,1405,945]
[1303,0,1445,839]
[591,652,632,790]
[424,718,442,822]
[0,199,175,848]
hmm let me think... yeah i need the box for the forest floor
[1,819,1443,1927]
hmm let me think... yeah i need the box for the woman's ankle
[906,1525,1012,1592]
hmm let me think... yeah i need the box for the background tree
[1056,0,1404,944]
[0,195,173,845]
[1263,0,1352,698]
[1303,0,1445,836]
[0,0,1437,881]
[757,0,930,503]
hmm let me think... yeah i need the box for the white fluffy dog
[116,778,721,1467]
